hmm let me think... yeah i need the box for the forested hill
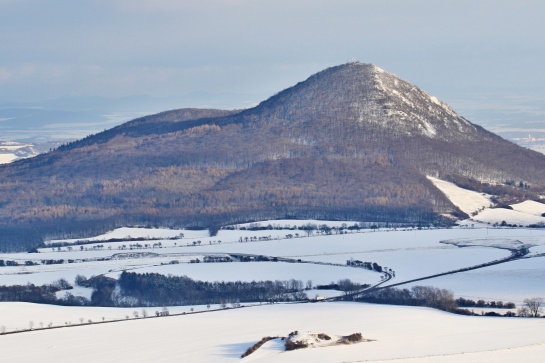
[1,61,545,251]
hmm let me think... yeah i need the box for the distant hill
[0,93,261,142]
[1,62,545,251]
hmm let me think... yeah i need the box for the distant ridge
[1,62,545,251]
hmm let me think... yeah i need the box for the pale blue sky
[1,0,545,128]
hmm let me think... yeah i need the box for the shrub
[343,333,363,342]
[285,339,308,351]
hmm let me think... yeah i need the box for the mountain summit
[1,62,545,250]
[248,62,475,140]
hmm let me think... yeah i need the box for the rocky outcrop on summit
[1,62,544,250]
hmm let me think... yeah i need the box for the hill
[1,62,545,251]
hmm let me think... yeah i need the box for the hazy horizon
[1,0,544,144]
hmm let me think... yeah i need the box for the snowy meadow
[1,178,545,361]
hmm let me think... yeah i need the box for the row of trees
[358,286,458,312]
[456,297,516,309]
[0,279,73,305]
[358,286,544,317]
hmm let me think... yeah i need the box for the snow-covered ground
[3,226,545,302]
[0,301,228,332]
[472,208,545,226]
[428,176,545,226]
[106,261,380,287]
[0,153,18,164]
[427,176,492,215]
[46,226,200,245]
[1,218,545,361]
[405,255,545,303]
[512,200,545,216]
[2,302,545,362]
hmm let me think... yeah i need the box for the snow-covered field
[106,261,380,287]
[2,175,545,362]
[405,255,545,303]
[0,302,204,331]
[3,226,545,301]
[46,226,197,245]
[0,153,18,164]
[2,302,545,362]
[472,208,545,226]
[0,142,37,164]
[512,200,545,216]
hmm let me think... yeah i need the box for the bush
[285,339,308,351]
[343,333,362,342]
[484,311,501,316]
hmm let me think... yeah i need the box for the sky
[1,0,545,134]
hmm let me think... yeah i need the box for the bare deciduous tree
[523,297,543,317]
[517,306,530,317]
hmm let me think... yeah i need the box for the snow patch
[430,96,441,106]
[441,237,529,250]
[372,64,385,73]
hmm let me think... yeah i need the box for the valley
[1,220,545,361]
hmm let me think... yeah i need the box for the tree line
[356,285,543,318]
[114,272,308,306]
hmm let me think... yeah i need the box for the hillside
[3,302,545,362]
[1,62,545,251]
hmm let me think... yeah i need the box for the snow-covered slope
[511,200,545,216]
[428,176,545,226]
[2,302,545,362]
[472,208,545,226]
[427,176,492,215]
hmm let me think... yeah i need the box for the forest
[114,272,308,306]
